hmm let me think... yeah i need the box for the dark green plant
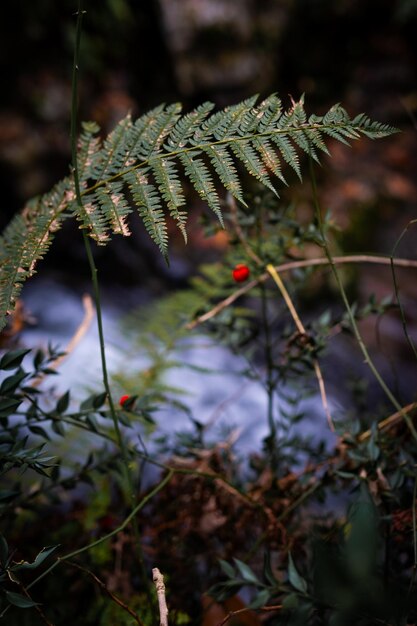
[0,94,396,331]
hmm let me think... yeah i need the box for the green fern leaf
[231,139,278,194]
[77,121,102,181]
[123,169,168,258]
[202,144,247,206]
[0,93,399,331]
[118,104,165,168]
[165,102,215,150]
[180,151,223,224]
[94,182,132,236]
[92,114,133,181]
[252,137,287,185]
[0,178,71,326]
[255,94,283,133]
[136,103,182,159]
[72,193,110,245]
[150,157,187,241]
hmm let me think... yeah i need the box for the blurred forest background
[0,0,416,292]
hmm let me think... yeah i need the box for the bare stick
[152,568,168,626]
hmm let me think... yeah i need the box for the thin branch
[186,254,417,331]
[216,603,283,626]
[309,157,417,444]
[66,561,146,626]
[390,219,417,361]
[13,578,55,626]
[26,471,174,593]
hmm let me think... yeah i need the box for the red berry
[232,264,250,283]
[119,395,130,407]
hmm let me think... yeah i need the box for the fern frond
[0,93,399,330]
[179,151,223,224]
[77,121,102,181]
[270,134,301,179]
[231,139,278,195]
[252,137,287,185]
[135,103,182,160]
[202,144,247,206]
[94,182,132,237]
[150,157,187,241]
[92,114,133,182]
[165,102,215,150]
[123,169,168,259]
[0,178,72,325]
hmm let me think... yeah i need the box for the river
[18,275,338,465]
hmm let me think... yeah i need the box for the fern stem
[69,0,151,594]
[308,158,417,443]
[80,121,382,198]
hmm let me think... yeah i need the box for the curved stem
[308,158,417,443]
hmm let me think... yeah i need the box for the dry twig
[216,603,283,626]
[153,567,169,626]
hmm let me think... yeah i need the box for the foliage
[0,94,396,332]
[1,6,416,623]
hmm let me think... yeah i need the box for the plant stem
[69,0,150,595]
[308,158,417,443]
[260,280,278,465]
[26,471,174,592]
[390,220,417,362]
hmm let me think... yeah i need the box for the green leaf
[80,394,97,411]
[28,425,51,440]
[288,554,308,594]
[12,545,59,572]
[263,551,278,586]
[4,590,40,608]
[56,390,70,414]
[0,369,27,394]
[92,391,107,409]
[51,419,65,437]
[218,559,236,579]
[0,94,398,330]
[0,397,22,418]
[249,588,270,609]
[233,558,261,585]
[0,349,31,370]
[344,482,379,580]
[282,592,299,609]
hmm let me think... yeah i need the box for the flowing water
[19,276,338,465]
